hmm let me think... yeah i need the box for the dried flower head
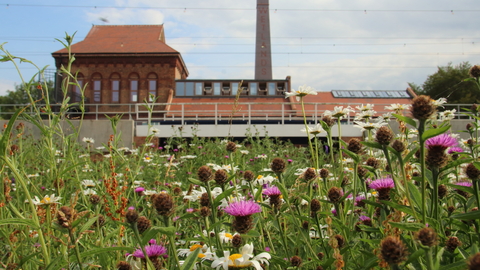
[310,198,321,213]
[445,236,461,253]
[214,169,228,186]
[116,261,131,270]
[322,115,336,127]
[200,206,211,217]
[469,65,480,78]
[357,165,368,179]
[226,141,237,152]
[137,216,151,234]
[411,95,436,120]
[366,157,380,169]
[466,163,480,180]
[327,187,343,204]
[334,234,346,249]
[290,256,303,267]
[380,236,408,266]
[391,140,406,153]
[304,167,318,181]
[89,194,101,205]
[271,158,286,174]
[319,168,329,179]
[468,252,480,270]
[57,206,75,229]
[243,170,255,182]
[152,193,174,216]
[232,234,242,248]
[376,126,394,145]
[126,208,139,224]
[200,193,210,207]
[438,184,448,199]
[224,200,262,234]
[416,227,438,247]
[347,138,363,154]
[197,165,213,183]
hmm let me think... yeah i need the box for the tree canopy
[409,61,479,104]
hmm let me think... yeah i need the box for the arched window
[129,73,139,102]
[92,73,102,103]
[147,73,158,102]
[72,73,84,102]
[110,73,121,103]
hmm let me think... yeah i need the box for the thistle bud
[376,126,394,145]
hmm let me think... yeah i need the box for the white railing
[0,102,473,125]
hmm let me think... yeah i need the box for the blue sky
[0,0,479,97]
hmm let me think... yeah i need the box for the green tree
[0,80,55,119]
[409,61,479,104]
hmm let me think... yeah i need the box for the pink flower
[135,187,145,193]
[368,177,395,190]
[132,242,167,259]
[454,181,473,188]
[425,134,457,150]
[224,200,262,217]
[448,147,464,154]
[359,215,371,222]
[263,186,281,196]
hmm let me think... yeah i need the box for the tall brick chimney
[255,0,272,80]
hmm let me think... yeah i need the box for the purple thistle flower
[355,195,366,202]
[224,200,262,217]
[132,243,167,259]
[368,177,395,190]
[425,134,458,150]
[453,181,473,188]
[135,187,145,193]
[263,186,281,196]
[359,215,371,222]
[448,146,464,154]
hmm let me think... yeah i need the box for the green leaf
[181,247,200,270]
[440,260,467,270]
[342,148,359,163]
[389,222,425,231]
[0,108,24,155]
[77,246,134,259]
[187,177,204,186]
[446,183,474,195]
[450,211,480,220]
[153,226,177,237]
[213,187,235,207]
[393,113,417,128]
[403,145,418,164]
[360,141,383,150]
[0,218,38,229]
[421,125,451,141]
[441,158,473,172]
[434,248,445,269]
[404,248,425,266]
[78,216,98,233]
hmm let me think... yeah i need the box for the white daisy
[211,243,271,270]
[284,85,317,101]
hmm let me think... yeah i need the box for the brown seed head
[117,261,131,270]
[322,115,336,127]
[271,157,286,174]
[197,165,213,182]
[243,170,255,182]
[173,186,182,195]
[366,157,380,169]
[467,123,474,131]
[57,206,75,229]
[304,167,317,181]
[438,184,448,199]
[469,65,480,78]
[290,256,303,267]
[232,215,253,234]
[334,234,346,249]
[310,199,321,213]
[302,220,309,230]
[137,216,151,234]
[226,141,237,152]
[89,194,101,205]
[357,165,368,179]
[214,169,228,185]
[466,163,480,180]
[376,126,394,145]
[328,187,343,204]
[125,209,139,224]
[200,206,211,217]
[232,234,242,248]
[200,193,210,207]
[416,227,438,247]
[445,236,461,253]
[347,138,363,154]
[316,266,324,270]
[426,147,449,168]
[317,252,324,261]
[380,236,408,265]
[468,252,480,270]
[391,139,406,153]
[411,95,436,120]
[152,193,174,216]
[319,168,329,179]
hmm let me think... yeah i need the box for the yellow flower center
[225,233,233,239]
[198,253,205,258]
[257,175,263,179]
[40,197,51,204]
[189,244,203,251]
[145,157,151,160]
[229,253,243,264]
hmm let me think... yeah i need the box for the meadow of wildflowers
[3,38,480,270]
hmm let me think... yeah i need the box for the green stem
[132,223,155,270]
[168,235,182,269]
[275,212,289,255]
[431,167,440,220]
[68,229,83,269]
[425,248,435,270]
[418,119,427,224]
[300,97,317,168]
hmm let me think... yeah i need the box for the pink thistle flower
[425,134,458,150]
[453,181,473,188]
[263,186,281,196]
[368,177,395,191]
[224,200,261,217]
[135,187,145,193]
[359,215,371,222]
[448,146,464,154]
[132,243,167,259]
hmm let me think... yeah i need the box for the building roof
[53,25,179,54]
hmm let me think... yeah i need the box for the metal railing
[0,102,474,125]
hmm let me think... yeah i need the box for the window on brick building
[92,73,102,102]
[129,73,139,102]
[72,73,83,102]
[148,73,157,102]
[111,73,120,103]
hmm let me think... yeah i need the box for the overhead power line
[2,3,480,13]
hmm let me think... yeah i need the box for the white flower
[81,179,96,187]
[218,231,236,243]
[256,154,268,159]
[149,127,160,135]
[178,244,215,261]
[252,175,277,186]
[324,106,354,119]
[240,150,249,155]
[438,109,456,121]
[385,103,411,112]
[82,137,95,144]
[83,189,97,195]
[117,147,130,151]
[96,146,105,150]
[355,104,374,112]
[31,194,62,205]
[354,110,377,121]
[353,121,387,132]
[432,97,447,107]
[27,173,39,178]
[300,123,325,137]
[180,155,197,159]
[143,156,153,163]
[285,85,317,101]
[211,243,270,270]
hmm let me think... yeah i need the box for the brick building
[52,24,188,116]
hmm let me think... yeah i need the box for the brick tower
[255,0,273,80]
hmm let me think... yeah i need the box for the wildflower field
[3,41,480,270]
